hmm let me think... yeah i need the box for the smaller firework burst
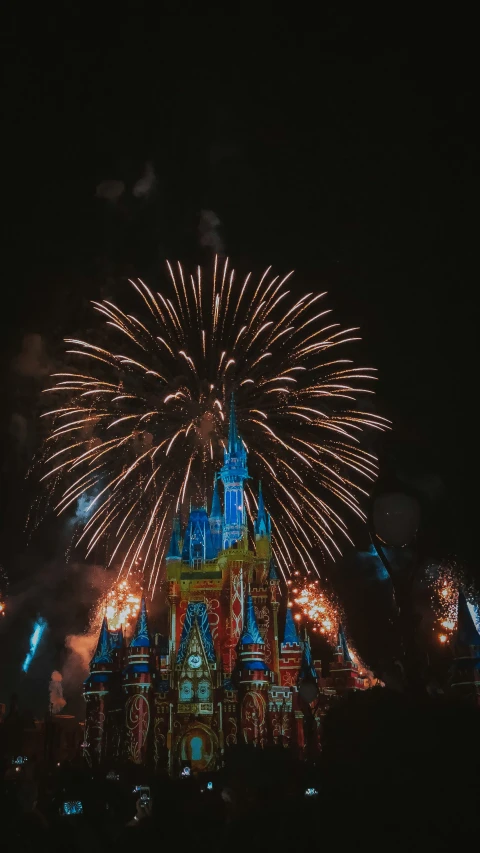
[289,573,339,642]
[429,563,459,645]
[0,600,5,617]
[101,579,142,632]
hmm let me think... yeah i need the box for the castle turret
[209,474,223,556]
[123,597,153,764]
[220,394,248,550]
[239,593,269,746]
[83,616,113,766]
[279,606,302,687]
[450,591,480,706]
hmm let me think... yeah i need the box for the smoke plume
[133,161,156,198]
[12,333,51,378]
[199,209,224,254]
[63,632,97,693]
[49,670,66,713]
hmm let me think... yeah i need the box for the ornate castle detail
[84,397,368,773]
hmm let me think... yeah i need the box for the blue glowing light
[467,600,480,634]
[22,617,47,672]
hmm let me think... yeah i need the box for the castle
[83,397,367,774]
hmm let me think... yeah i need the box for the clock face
[188,654,202,669]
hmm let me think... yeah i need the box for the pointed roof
[240,594,264,645]
[268,558,279,581]
[91,616,113,665]
[337,624,353,662]
[210,474,222,519]
[130,597,150,647]
[457,590,480,647]
[176,601,216,664]
[283,606,299,645]
[254,481,269,536]
[299,630,317,679]
[228,392,241,454]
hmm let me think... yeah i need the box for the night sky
[1,12,476,712]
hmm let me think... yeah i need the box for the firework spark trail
[40,259,388,592]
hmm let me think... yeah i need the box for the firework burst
[428,561,480,645]
[431,564,459,644]
[102,579,141,632]
[288,574,340,641]
[40,258,388,591]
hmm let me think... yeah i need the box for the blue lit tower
[220,394,249,549]
[209,474,223,555]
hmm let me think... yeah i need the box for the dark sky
[1,12,476,709]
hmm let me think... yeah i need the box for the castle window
[192,558,202,571]
[180,680,193,701]
[197,680,211,701]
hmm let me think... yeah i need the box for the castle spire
[210,474,222,519]
[240,593,264,645]
[130,597,150,647]
[91,615,112,665]
[283,606,299,645]
[220,393,248,550]
[228,392,240,455]
[299,628,317,680]
[254,481,269,539]
[337,623,353,662]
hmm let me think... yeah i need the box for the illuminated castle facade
[84,398,366,774]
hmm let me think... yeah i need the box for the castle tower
[83,616,112,766]
[123,597,153,764]
[181,507,217,567]
[239,592,270,747]
[209,474,223,556]
[220,394,248,550]
[279,606,302,687]
[450,591,480,706]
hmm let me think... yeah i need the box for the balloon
[373,492,420,547]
